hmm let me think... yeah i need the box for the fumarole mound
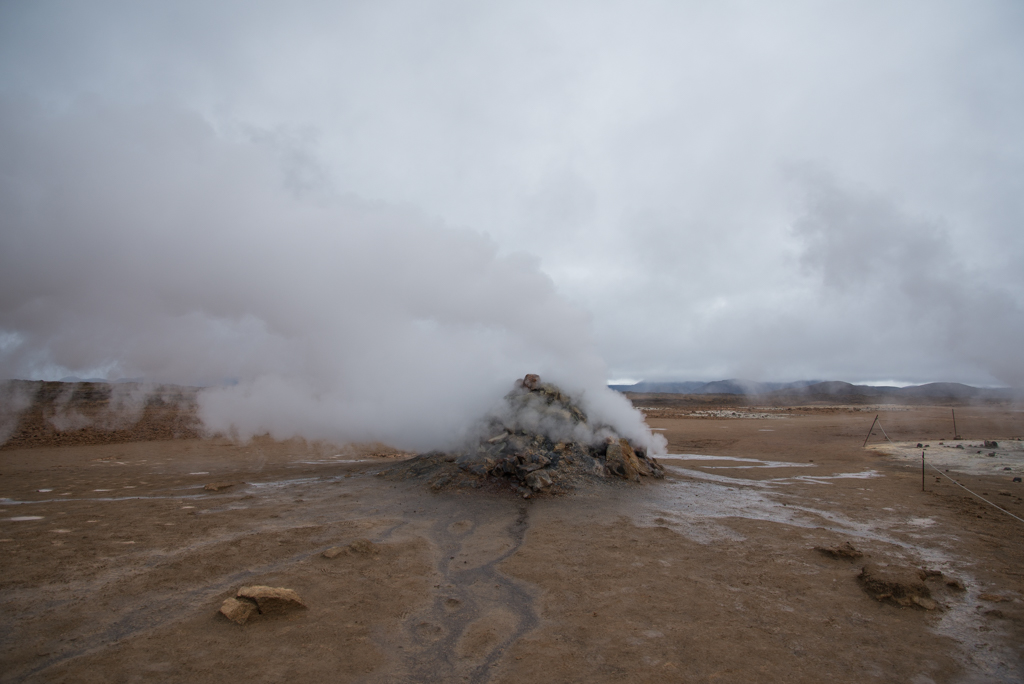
[382,374,664,497]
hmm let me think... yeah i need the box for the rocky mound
[857,563,937,610]
[383,374,664,497]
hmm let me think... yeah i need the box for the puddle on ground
[791,471,881,484]
[659,454,814,469]
[295,459,370,465]
[651,457,890,535]
[2,493,207,505]
[246,476,324,489]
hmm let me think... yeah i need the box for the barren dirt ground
[2,406,1023,683]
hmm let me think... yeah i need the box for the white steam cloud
[0,99,660,453]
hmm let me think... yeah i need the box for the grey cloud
[1,0,1022,404]
[593,172,1023,387]
[793,174,1024,386]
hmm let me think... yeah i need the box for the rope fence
[927,461,1024,525]
[862,414,895,447]
[865,414,1024,525]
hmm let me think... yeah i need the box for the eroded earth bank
[2,403,1023,683]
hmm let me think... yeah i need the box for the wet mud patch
[496,507,965,684]
[4,405,1024,683]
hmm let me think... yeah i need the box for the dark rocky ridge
[1,380,201,449]
[382,374,664,497]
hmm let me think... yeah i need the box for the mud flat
[2,406,1023,682]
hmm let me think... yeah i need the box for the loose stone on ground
[219,586,306,624]
[814,541,864,560]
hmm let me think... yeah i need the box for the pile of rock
[815,541,967,611]
[383,374,664,497]
[858,564,939,610]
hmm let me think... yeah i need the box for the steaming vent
[383,374,664,497]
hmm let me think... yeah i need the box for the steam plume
[0,98,660,452]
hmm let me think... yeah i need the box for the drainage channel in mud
[9,473,540,684]
[397,501,537,684]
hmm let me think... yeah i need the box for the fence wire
[928,462,1024,525]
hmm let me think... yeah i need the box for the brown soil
[1,402,1023,682]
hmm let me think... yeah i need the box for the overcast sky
[2,0,1023,397]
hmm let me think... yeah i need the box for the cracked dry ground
[2,405,1023,683]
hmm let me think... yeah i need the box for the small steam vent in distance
[382,374,664,498]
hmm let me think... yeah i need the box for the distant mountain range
[609,379,1020,401]
[21,377,1021,402]
[609,380,819,395]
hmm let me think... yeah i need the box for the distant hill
[763,381,1018,403]
[60,376,144,384]
[610,379,1020,404]
[609,379,818,395]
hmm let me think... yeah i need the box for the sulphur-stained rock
[525,469,553,491]
[606,442,640,482]
[858,563,934,609]
[604,442,625,471]
[236,585,306,615]
[643,455,665,478]
[979,593,1007,602]
[911,596,938,610]
[219,596,257,625]
[620,439,646,477]
[515,462,545,479]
